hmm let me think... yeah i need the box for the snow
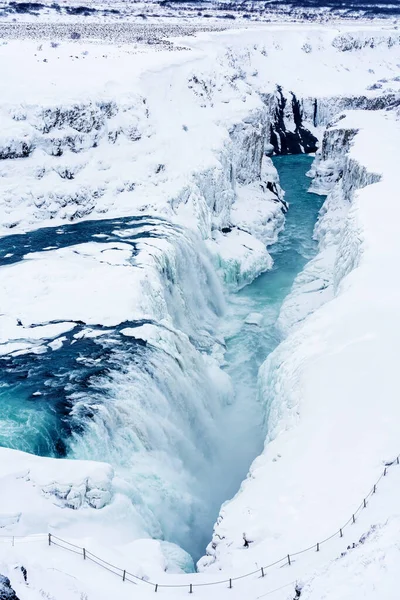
[231,181,284,243]
[244,312,263,326]
[206,228,274,290]
[0,18,400,600]
[0,447,118,535]
[0,242,157,326]
[121,323,192,362]
[0,319,76,356]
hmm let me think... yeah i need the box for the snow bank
[0,448,113,514]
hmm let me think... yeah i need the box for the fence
[3,455,399,594]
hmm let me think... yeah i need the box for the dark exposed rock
[266,180,279,195]
[267,86,318,155]
[0,575,20,600]
[37,102,117,134]
[293,583,302,598]
[0,141,32,160]
[332,32,400,52]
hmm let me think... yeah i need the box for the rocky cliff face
[262,85,399,156]
[262,87,319,155]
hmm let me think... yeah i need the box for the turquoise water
[240,155,325,316]
[219,155,326,498]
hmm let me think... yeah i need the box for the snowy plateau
[0,10,400,600]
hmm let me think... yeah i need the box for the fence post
[352,514,355,524]
[122,570,126,582]
[189,583,193,594]
[340,529,343,538]
[373,484,376,494]
[83,548,86,560]
[397,457,399,465]
[384,468,387,476]
[229,579,232,589]
[363,498,367,508]
[261,567,265,578]
[48,533,51,546]
[155,584,158,592]
[316,543,319,552]
[287,554,291,566]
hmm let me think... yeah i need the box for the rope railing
[3,455,399,594]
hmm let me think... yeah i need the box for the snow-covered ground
[1,18,400,600]
[1,455,400,600]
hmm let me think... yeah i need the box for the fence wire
[3,455,398,593]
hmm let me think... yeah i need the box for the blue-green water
[220,155,325,495]
[243,155,325,314]
[0,216,185,457]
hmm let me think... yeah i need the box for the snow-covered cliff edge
[199,107,400,574]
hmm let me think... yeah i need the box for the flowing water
[219,155,326,506]
[0,154,324,562]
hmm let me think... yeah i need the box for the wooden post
[363,499,367,508]
[83,548,86,560]
[352,514,355,524]
[122,570,126,582]
[261,567,265,578]
[384,467,387,476]
[189,583,193,594]
[316,543,319,552]
[287,554,291,566]
[155,584,158,593]
[229,579,232,589]
[340,529,343,538]
[48,533,51,546]
[373,484,376,494]
[397,457,399,465]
